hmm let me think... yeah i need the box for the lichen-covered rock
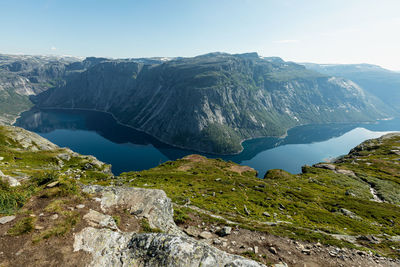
[74,227,266,267]
[82,185,181,234]
[2,125,59,151]
[313,163,336,170]
[127,233,266,267]
[73,227,132,267]
[83,209,118,230]
[0,170,21,187]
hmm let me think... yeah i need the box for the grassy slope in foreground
[1,124,400,261]
[118,133,400,257]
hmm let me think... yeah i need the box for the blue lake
[15,109,400,177]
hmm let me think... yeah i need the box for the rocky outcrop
[74,227,266,267]
[82,185,180,234]
[127,233,265,267]
[1,125,58,151]
[75,185,266,266]
[0,170,20,187]
[0,125,111,173]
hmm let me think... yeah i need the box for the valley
[1,53,395,154]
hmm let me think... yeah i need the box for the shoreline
[17,106,393,156]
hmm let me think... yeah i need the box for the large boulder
[82,185,181,235]
[74,227,266,267]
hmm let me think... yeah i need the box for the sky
[1,0,400,70]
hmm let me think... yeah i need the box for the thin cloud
[274,39,299,44]
[50,46,57,51]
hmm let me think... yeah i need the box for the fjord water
[15,109,400,177]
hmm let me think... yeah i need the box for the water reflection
[15,108,400,176]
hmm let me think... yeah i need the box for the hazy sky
[1,0,400,70]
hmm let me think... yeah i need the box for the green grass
[8,216,36,236]
[33,211,80,243]
[0,122,399,257]
[173,206,190,225]
[140,218,163,233]
[112,215,121,227]
[0,125,111,216]
[114,135,400,256]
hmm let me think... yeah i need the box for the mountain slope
[0,54,81,123]
[36,53,386,154]
[302,63,400,113]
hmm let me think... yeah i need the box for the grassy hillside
[116,134,400,257]
[1,125,400,264]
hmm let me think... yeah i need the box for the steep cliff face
[0,54,81,123]
[302,63,400,114]
[37,53,386,154]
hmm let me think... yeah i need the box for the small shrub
[44,199,64,213]
[112,215,121,227]
[173,207,190,225]
[32,172,58,186]
[8,217,35,236]
[0,180,26,214]
[140,218,163,233]
[33,211,80,243]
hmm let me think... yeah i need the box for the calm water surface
[15,109,400,177]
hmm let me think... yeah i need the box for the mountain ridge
[35,52,387,154]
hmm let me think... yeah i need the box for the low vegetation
[1,124,400,258]
[117,134,400,257]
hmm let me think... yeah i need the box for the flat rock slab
[82,185,181,235]
[83,209,117,230]
[74,227,266,267]
[199,231,213,239]
[183,225,201,237]
[0,215,16,224]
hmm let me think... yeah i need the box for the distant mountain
[0,54,81,123]
[301,63,400,113]
[35,53,387,154]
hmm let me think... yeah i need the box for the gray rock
[273,262,288,267]
[254,246,259,254]
[313,163,336,170]
[262,212,271,217]
[46,181,59,188]
[244,205,250,215]
[82,185,180,234]
[83,209,117,230]
[183,226,200,237]
[5,126,58,151]
[0,174,20,187]
[336,169,356,177]
[57,153,71,161]
[50,214,59,220]
[339,208,361,220]
[199,231,213,239]
[76,204,85,209]
[269,247,277,254]
[216,226,232,237]
[74,227,266,267]
[0,215,16,224]
[213,239,222,245]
